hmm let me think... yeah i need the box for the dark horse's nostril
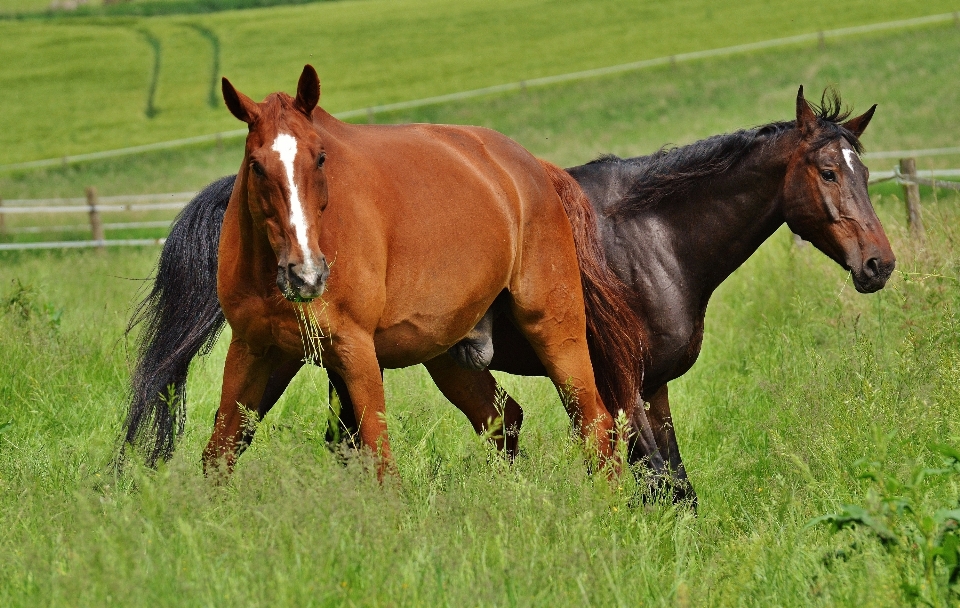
[864,257,880,278]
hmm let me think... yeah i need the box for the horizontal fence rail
[0,186,189,251]
[0,191,197,207]
[0,238,166,251]
[0,202,189,214]
[0,158,956,251]
[0,11,956,173]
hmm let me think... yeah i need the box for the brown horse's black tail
[120,175,235,468]
[539,160,646,418]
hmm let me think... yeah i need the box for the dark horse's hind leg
[647,384,697,507]
[326,371,360,448]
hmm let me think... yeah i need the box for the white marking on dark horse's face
[271,133,313,261]
[842,148,859,174]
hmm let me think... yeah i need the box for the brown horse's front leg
[329,335,393,479]
[202,339,279,476]
[424,354,523,458]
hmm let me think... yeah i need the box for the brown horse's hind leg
[424,354,523,458]
[647,384,696,506]
[203,339,284,475]
[508,295,614,463]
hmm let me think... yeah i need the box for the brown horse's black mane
[601,90,865,217]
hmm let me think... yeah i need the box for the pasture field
[1,4,960,607]
[2,19,959,204]
[1,189,958,606]
[0,0,954,164]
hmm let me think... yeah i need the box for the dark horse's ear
[222,77,260,125]
[795,85,818,137]
[295,65,321,117]
[842,104,877,138]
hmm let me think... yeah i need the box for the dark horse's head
[222,65,330,302]
[782,86,894,293]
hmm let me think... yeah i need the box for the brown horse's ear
[795,85,818,137]
[222,77,260,125]
[295,64,321,117]
[842,104,877,137]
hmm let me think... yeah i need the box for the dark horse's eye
[251,161,266,178]
[316,152,326,168]
[820,169,837,182]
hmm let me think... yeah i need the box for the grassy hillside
[2,21,957,201]
[0,0,955,164]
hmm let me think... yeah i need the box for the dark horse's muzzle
[277,256,330,302]
[851,246,895,294]
[852,257,895,293]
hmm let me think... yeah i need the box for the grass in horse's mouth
[293,299,328,365]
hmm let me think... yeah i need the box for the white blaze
[842,148,858,173]
[271,133,313,260]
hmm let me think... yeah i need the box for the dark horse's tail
[538,160,646,419]
[121,175,235,467]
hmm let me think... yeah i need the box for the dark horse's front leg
[647,384,697,507]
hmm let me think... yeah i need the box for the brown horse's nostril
[864,257,880,278]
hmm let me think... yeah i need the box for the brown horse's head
[222,65,330,302]
[782,86,894,293]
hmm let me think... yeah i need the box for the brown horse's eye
[251,161,266,178]
[316,152,326,168]
[820,169,837,182]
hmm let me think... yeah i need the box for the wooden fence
[0,159,956,251]
[0,189,194,251]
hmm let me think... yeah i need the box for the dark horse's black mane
[599,89,865,217]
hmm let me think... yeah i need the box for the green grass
[0,0,955,164]
[2,6,960,605]
[3,19,959,205]
[0,186,957,606]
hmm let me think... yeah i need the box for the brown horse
[122,65,646,476]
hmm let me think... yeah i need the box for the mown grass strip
[2,10,955,173]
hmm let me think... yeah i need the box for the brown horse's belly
[372,301,499,369]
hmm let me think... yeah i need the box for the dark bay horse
[122,66,645,476]
[439,87,896,501]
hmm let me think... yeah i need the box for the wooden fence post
[86,186,105,251]
[899,158,924,238]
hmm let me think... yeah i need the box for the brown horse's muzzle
[277,256,330,302]
[852,255,894,293]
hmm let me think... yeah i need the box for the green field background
[2,1,960,606]
[0,0,957,164]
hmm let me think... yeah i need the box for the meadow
[0,0,954,165]
[2,2,960,606]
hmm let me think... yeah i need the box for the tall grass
[0,184,957,606]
